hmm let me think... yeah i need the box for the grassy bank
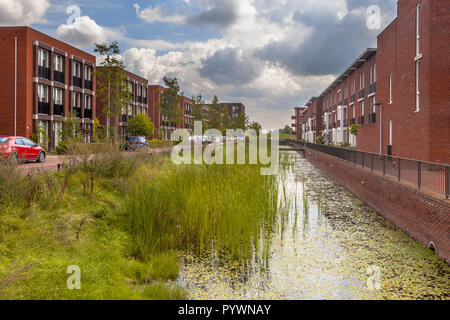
[0,144,279,299]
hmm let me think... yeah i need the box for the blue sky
[0,0,397,129]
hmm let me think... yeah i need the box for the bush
[127,114,154,138]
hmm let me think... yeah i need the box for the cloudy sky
[0,0,397,129]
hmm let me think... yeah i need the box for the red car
[0,136,46,163]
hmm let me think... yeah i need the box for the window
[85,95,92,110]
[416,61,420,112]
[38,84,49,102]
[53,88,63,105]
[73,61,81,77]
[38,49,49,67]
[389,121,393,146]
[389,75,393,104]
[73,92,81,108]
[416,4,421,56]
[361,101,365,116]
[85,66,91,81]
[374,64,376,82]
[360,73,365,89]
[54,55,63,72]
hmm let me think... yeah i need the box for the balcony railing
[84,109,92,119]
[350,94,356,104]
[38,66,50,80]
[73,107,82,118]
[143,97,147,104]
[358,88,365,100]
[369,82,377,95]
[73,76,82,88]
[369,113,376,123]
[85,79,93,91]
[344,98,348,106]
[350,118,356,125]
[54,71,64,83]
[54,104,64,116]
[38,102,50,114]
[302,142,450,199]
[343,119,348,127]
[137,96,143,103]
[337,120,341,128]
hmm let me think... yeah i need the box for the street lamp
[373,102,382,157]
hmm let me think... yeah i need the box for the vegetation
[316,135,325,145]
[0,143,280,299]
[127,114,155,138]
[349,124,359,136]
[159,77,183,139]
[94,41,132,142]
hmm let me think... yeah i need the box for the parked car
[123,136,149,151]
[0,136,46,163]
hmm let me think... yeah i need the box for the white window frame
[85,95,92,110]
[73,61,81,77]
[416,61,420,112]
[389,75,393,104]
[73,92,81,108]
[38,49,49,68]
[416,4,421,56]
[85,66,92,81]
[53,87,63,105]
[54,54,63,72]
[38,84,49,102]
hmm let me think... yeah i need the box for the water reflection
[177,153,450,300]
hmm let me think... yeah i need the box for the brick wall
[304,147,450,264]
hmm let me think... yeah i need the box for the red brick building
[0,26,96,152]
[295,0,449,164]
[291,107,306,140]
[95,68,148,138]
[373,0,450,164]
[302,97,322,143]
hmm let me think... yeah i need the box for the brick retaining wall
[304,147,450,264]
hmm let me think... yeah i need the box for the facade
[291,107,306,140]
[222,103,246,122]
[302,97,322,143]
[0,26,96,152]
[95,68,148,138]
[294,0,449,164]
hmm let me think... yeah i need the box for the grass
[0,143,281,299]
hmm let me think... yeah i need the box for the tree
[249,121,262,135]
[280,125,293,135]
[232,112,249,130]
[208,95,222,131]
[94,41,132,143]
[127,114,155,137]
[159,77,183,140]
[192,94,206,130]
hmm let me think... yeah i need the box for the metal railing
[303,142,450,199]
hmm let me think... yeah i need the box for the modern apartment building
[95,68,148,138]
[302,97,322,143]
[0,26,96,152]
[291,107,306,140]
[294,0,449,163]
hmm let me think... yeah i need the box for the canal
[177,152,449,300]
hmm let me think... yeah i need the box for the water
[177,153,450,300]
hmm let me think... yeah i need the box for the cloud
[134,3,186,24]
[0,0,50,25]
[186,0,239,28]
[255,0,396,76]
[56,16,124,48]
[198,48,261,85]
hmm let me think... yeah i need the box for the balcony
[38,102,50,114]
[332,105,336,111]
[343,119,348,127]
[350,94,356,104]
[369,82,377,95]
[73,76,82,88]
[73,107,82,118]
[292,116,296,120]
[54,71,65,83]
[121,115,128,123]
[370,113,376,123]
[137,96,143,103]
[337,120,341,128]
[85,79,93,91]
[358,88,365,100]
[351,118,356,125]
[343,97,348,106]
[143,97,147,104]
[38,66,50,80]
[84,109,92,119]
[54,104,64,116]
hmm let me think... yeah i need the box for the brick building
[291,107,306,140]
[95,68,148,138]
[0,26,96,152]
[295,0,449,164]
[302,97,322,143]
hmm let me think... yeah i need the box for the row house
[291,107,306,140]
[95,68,148,138]
[302,97,322,143]
[294,0,448,163]
[319,48,377,147]
[0,26,96,152]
